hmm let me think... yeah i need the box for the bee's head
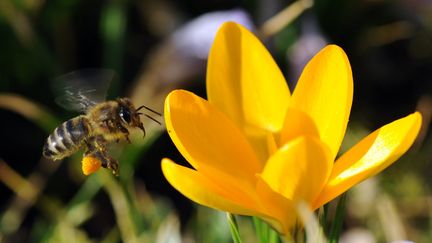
[116,98,161,138]
[117,98,146,136]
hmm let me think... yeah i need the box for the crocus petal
[279,108,320,147]
[256,177,296,234]
[290,45,353,159]
[207,22,290,161]
[314,112,422,208]
[165,89,261,193]
[162,158,262,215]
[260,136,333,204]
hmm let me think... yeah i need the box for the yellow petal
[260,136,333,204]
[278,108,320,147]
[161,158,263,216]
[82,156,101,175]
[314,112,422,208]
[256,176,296,234]
[207,22,290,161]
[164,89,261,191]
[290,45,353,159]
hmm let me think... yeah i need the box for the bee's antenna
[136,105,161,116]
[138,112,161,125]
[142,114,162,125]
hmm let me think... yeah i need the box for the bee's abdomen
[43,116,90,160]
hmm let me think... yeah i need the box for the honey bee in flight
[42,69,161,176]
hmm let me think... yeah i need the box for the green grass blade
[227,213,242,243]
[253,217,267,243]
[268,228,280,243]
[329,193,347,243]
[253,216,280,243]
[319,204,329,235]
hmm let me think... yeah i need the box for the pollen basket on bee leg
[82,156,102,175]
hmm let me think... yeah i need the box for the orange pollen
[82,156,102,175]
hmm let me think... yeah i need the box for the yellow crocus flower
[161,22,422,234]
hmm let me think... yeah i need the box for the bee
[42,69,161,176]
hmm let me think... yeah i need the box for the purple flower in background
[172,9,255,60]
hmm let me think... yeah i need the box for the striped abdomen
[43,116,91,160]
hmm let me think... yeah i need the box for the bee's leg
[86,150,119,176]
[118,124,131,143]
[103,119,116,132]
[94,136,108,150]
[138,122,146,138]
[97,153,109,168]
[96,152,119,176]
[84,139,95,152]
[83,137,119,176]
[84,150,107,167]
[106,157,119,176]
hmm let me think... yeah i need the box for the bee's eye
[119,107,132,124]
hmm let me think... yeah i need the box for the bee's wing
[53,69,116,112]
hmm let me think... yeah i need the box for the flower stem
[227,213,242,243]
[253,216,280,243]
[319,204,329,234]
[329,193,347,243]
